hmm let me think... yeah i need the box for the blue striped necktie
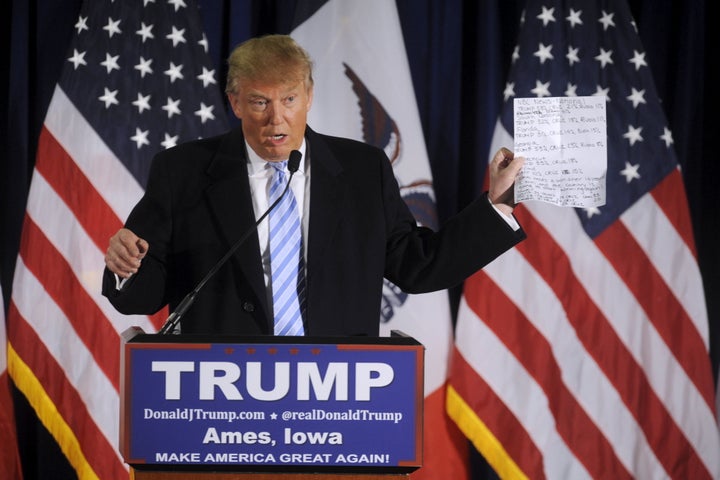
[268,161,306,336]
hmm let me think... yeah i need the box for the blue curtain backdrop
[1,0,715,478]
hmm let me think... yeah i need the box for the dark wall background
[1,1,716,478]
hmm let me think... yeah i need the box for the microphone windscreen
[288,150,302,173]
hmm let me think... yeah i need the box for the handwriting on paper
[513,96,607,208]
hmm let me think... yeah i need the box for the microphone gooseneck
[157,149,302,334]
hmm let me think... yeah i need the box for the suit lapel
[305,129,345,287]
[204,129,271,323]
[198,127,345,329]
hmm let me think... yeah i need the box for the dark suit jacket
[102,126,526,336]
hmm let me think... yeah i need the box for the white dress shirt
[245,140,310,292]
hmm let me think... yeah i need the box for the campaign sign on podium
[120,328,424,473]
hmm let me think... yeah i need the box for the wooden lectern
[121,328,423,480]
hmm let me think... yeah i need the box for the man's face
[228,79,313,162]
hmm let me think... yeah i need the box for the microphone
[158,149,302,334]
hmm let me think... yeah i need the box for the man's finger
[136,238,149,258]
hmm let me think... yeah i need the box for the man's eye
[250,100,267,111]
[285,96,296,104]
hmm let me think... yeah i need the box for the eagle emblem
[344,63,440,322]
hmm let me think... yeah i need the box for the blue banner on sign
[121,336,423,470]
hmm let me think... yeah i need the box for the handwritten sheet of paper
[513,96,607,208]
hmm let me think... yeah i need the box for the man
[103,34,525,336]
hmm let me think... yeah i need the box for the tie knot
[270,160,288,173]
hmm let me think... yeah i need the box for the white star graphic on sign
[143,0,156,5]
[503,82,515,101]
[161,133,179,149]
[132,93,152,113]
[533,43,554,64]
[620,162,641,183]
[162,97,181,118]
[626,88,646,108]
[511,45,520,64]
[98,88,119,108]
[566,9,583,28]
[629,50,648,71]
[164,62,184,83]
[68,49,87,69]
[103,17,122,38]
[130,128,150,149]
[75,15,88,34]
[594,48,614,68]
[623,125,644,146]
[660,127,674,147]
[166,26,187,47]
[135,56,153,78]
[566,46,580,65]
[194,103,216,124]
[197,67,217,87]
[565,83,578,97]
[537,6,556,26]
[531,80,551,97]
[100,53,120,74]
[136,22,154,43]
[598,10,616,30]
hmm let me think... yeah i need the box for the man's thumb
[136,238,149,258]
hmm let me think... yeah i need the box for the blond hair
[225,34,314,94]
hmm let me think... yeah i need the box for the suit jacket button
[242,301,255,312]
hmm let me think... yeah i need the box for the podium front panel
[120,332,423,473]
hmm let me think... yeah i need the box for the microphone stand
[158,151,301,334]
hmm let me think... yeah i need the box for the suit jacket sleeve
[101,148,174,315]
[102,129,276,335]
[379,152,526,293]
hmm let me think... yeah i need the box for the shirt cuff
[489,198,521,231]
[114,273,131,291]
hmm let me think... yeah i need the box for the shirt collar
[245,139,307,176]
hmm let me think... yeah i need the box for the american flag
[447,0,720,478]
[6,0,228,477]
[1,284,23,479]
